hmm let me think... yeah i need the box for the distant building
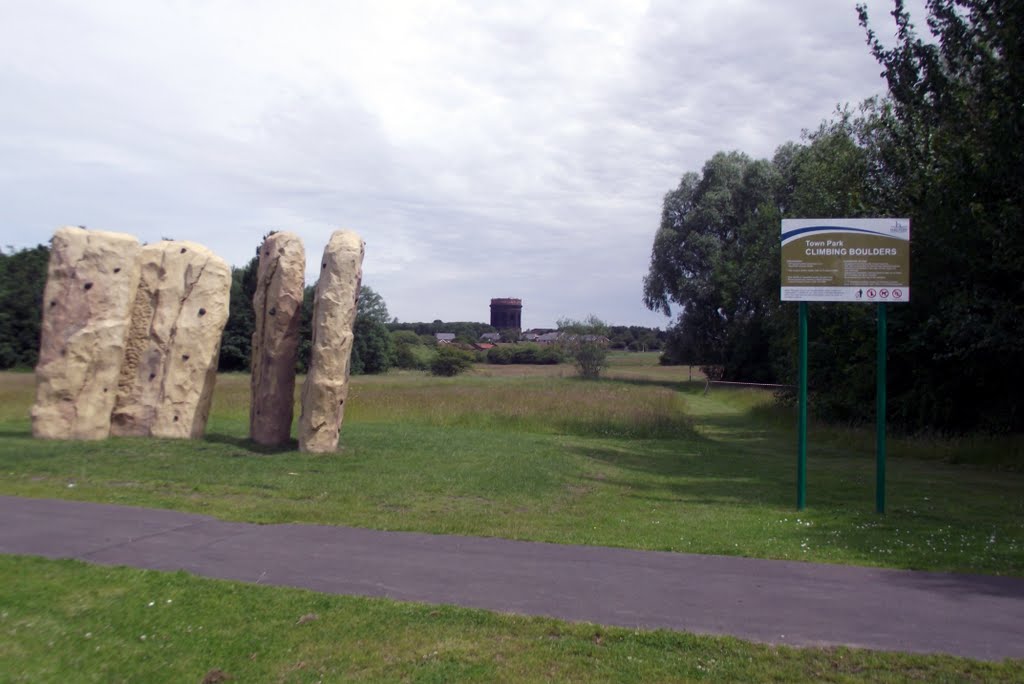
[479,332,501,343]
[435,332,456,343]
[490,298,522,330]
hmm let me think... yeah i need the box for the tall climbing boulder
[111,240,231,438]
[298,230,364,453]
[32,226,142,440]
[250,232,305,445]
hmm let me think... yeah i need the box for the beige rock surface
[250,232,305,445]
[298,230,364,453]
[110,240,231,439]
[32,227,142,440]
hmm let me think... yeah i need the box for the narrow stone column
[32,226,142,440]
[250,232,305,446]
[298,230,364,453]
[110,241,231,439]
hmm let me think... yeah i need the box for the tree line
[0,243,665,378]
[644,0,1023,433]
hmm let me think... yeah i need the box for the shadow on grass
[570,442,792,509]
[203,433,299,455]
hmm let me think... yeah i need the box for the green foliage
[392,329,428,369]
[607,326,666,351]
[388,321,496,342]
[854,0,1024,431]
[351,317,395,375]
[295,285,316,374]
[357,284,390,325]
[557,315,610,379]
[486,343,562,365]
[643,152,784,383]
[218,255,259,372]
[350,286,395,375]
[429,346,474,376]
[646,1,1024,432]
[390,330,421,347]
[0,245,49,369]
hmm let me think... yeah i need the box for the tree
[643,151,784,382]
[295,285,316,373]
[0,245,49,369]
[350,285,394,374]
[218,255,259,372]
[357,285,390,325]
[557,315,610,379]
[856,0,1024,431]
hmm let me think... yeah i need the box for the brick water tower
[489,298,522,330]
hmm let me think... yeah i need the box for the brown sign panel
[781,219,910,302]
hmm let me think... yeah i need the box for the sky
[0,0,928,329]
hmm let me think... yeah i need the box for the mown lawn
[2,555,1021,683]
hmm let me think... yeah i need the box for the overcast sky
[0,0,926,328]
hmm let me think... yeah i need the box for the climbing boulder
[298,230,364,453]
[32,226,142,440]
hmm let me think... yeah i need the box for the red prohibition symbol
[893,289,903,299]
[867,289,877,298]
[880,289,889,298]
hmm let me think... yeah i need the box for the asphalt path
[2,495,1022,661]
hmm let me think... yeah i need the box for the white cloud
[0,0,926,327]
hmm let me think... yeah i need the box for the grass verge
[2,555,1020,683]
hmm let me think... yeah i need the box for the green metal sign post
[781,219,909,513]
[876,303,887,514]
[797,302,808,511]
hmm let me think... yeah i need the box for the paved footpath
[2,495,1022,661]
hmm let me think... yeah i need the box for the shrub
[557,315,610,379]
[485,343,563,365]
[430,347,474,376]
[487,346,514,364]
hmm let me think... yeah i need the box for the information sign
[781,218,910,302]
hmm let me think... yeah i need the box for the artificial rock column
[298,229,364,453]
[110,240,231,438]
[250,232,305,446]
[31,226,142,440]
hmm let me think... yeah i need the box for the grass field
[3,555,1021,683]
[1,354,1021,575]
[2,354,1023,680]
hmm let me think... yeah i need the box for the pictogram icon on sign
[880,289,889,298]
[893,289,903,299]
[867,289,877,299]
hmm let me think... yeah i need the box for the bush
[536,346,564,364]
[487,345,514,364]
[394,344,424,370]
[430,347,474,376]
[486,343,563,365]
[391,330,421,347]
[557,315,610,379]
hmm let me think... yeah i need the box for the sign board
[781,218,910,302]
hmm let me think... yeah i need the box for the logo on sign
[867,289,877,299]
[893,289,903,299]
[880,289,889,299]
